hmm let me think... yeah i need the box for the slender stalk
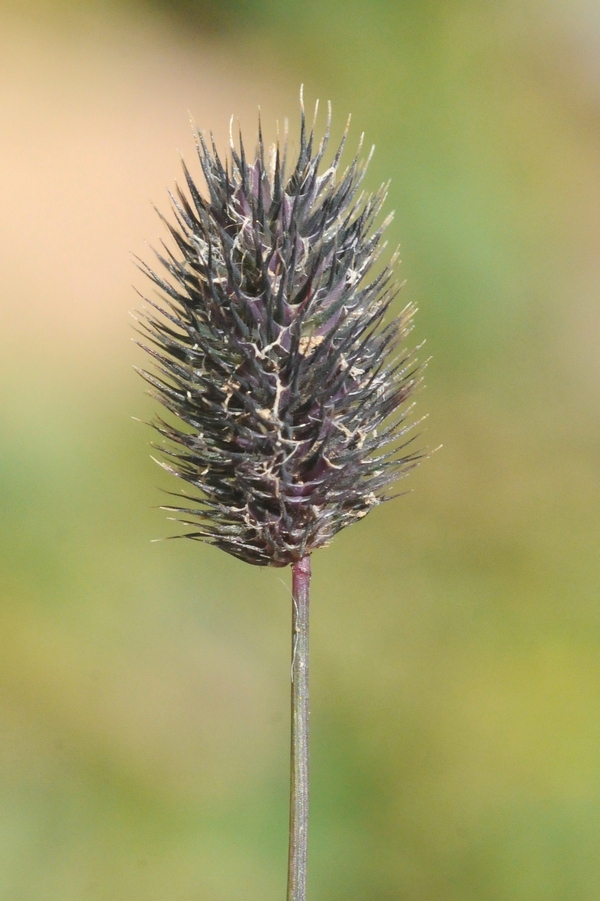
[287,554,311,901]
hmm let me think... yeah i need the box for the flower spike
[136,103,424,567]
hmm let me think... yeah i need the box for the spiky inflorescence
[136,102,424,567]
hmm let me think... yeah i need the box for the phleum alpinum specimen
[136,96,424,901]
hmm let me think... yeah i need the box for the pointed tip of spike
[313,97,319,125]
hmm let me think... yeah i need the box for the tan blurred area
[1,2,600,900]
[0,6,292,378]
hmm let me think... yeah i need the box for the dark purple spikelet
[136,101,424,567]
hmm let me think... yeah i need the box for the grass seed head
[136,100,424,566]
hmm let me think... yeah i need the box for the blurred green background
[1,0,599,898]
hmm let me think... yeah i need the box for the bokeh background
[1,0,599,898]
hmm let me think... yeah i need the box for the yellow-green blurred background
[1,0,599,898]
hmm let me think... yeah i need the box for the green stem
[287,555,311,901]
